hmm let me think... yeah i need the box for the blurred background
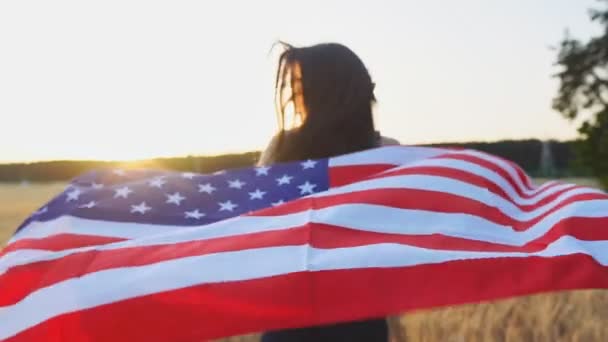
[1,0,607,340]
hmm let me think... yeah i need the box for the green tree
[554,0,608,189]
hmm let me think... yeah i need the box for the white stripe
[0,212,313,273]
[0,246,309,340]
[385,157,579,203]
[8,211,311,246]
[2,235,607,339]
[315,173,604,216]
[2,200,607,276]
[8,216,174,243]
[328,146,544,197]
[312,200,608,247]
[525,179,560,193]
[309,236,608,270]
[328,146,446,167]
[453,150,537,194]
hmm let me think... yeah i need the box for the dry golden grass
[397,290,608,342]
[0,182,68,245]
[0,178,605,341]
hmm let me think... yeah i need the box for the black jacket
[261,318,388,342]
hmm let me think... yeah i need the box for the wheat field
[1,179,607,342]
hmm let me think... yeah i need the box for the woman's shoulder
[375,131,400,146]
[379,135,400,146]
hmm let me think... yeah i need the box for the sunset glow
[0,0,600,162]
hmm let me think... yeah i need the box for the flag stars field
[8,154,327,228]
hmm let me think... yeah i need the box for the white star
[131,201,151,214]
[148,177,167,188]
[78,201,97,209]
[255,166,271,176]
[113,169,126,176]
[34,207,48,215]
[301,160,317,169]
[228,179,246,189]
[298,181,317,195]
[219,200,238,212]
[91,182,104,189]
[213,170,226,175]
[66,189,81,202]
[184,209,205,219]
[198,183,216,194]
[276,174,293,185]
[114,186,133,199]
[271,200,285,207]
[166,192,186,205]
[249,189,266,200]
[181,172,196,179]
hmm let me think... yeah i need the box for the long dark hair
[266,42,377,163]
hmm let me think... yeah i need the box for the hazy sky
[0,0,602,162]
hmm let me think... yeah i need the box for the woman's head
[268,42,377,163]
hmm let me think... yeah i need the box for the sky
[0,0,603,163]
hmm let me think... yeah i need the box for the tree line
[0,140,585,183]
[553,0,607,188]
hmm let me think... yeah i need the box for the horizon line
[0,137,576,165]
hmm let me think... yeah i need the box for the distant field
[0,178,605,341]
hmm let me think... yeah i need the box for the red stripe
[8,254,608,342]
[0,234,126,256]
[2,215,607,308]
[312,217,608,252]
[252,188,607,231]
[436,153,547,198]
[364,165,583,210]
[328,164,395,187]
[513,160,534,189]
[0,227,310,307]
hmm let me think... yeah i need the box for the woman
[259,42,400,341]
[258,42,398,165]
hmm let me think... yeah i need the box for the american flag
[1,146,608,341]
